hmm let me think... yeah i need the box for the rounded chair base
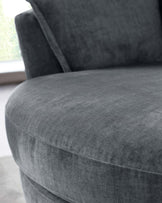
[20,171,69,203]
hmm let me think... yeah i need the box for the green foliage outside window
[0,0,21,61]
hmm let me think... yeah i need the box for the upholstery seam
[6,113,162,177]
[27,0,71,73]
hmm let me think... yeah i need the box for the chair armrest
[15,10,63,79]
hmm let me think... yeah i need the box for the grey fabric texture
[26,0,162,71]
[20,171,69,203]
[15,10,63,79]
[26,4,71,73]
[6,67,162,203]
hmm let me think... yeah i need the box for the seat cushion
[26,0,162,71]
[6,67,162,203]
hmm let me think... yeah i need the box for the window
[0,0,30,73]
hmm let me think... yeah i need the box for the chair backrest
[27,0,162,72]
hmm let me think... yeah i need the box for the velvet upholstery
[5,2,162,203]
[26,0,162,71]
[20,171,69,203]
[15,10,63,79]
[6,67,162,203]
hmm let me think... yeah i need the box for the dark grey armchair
[5,1,162,202]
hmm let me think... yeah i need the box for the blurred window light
[0,0,30,72]
[2,0,30,18]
